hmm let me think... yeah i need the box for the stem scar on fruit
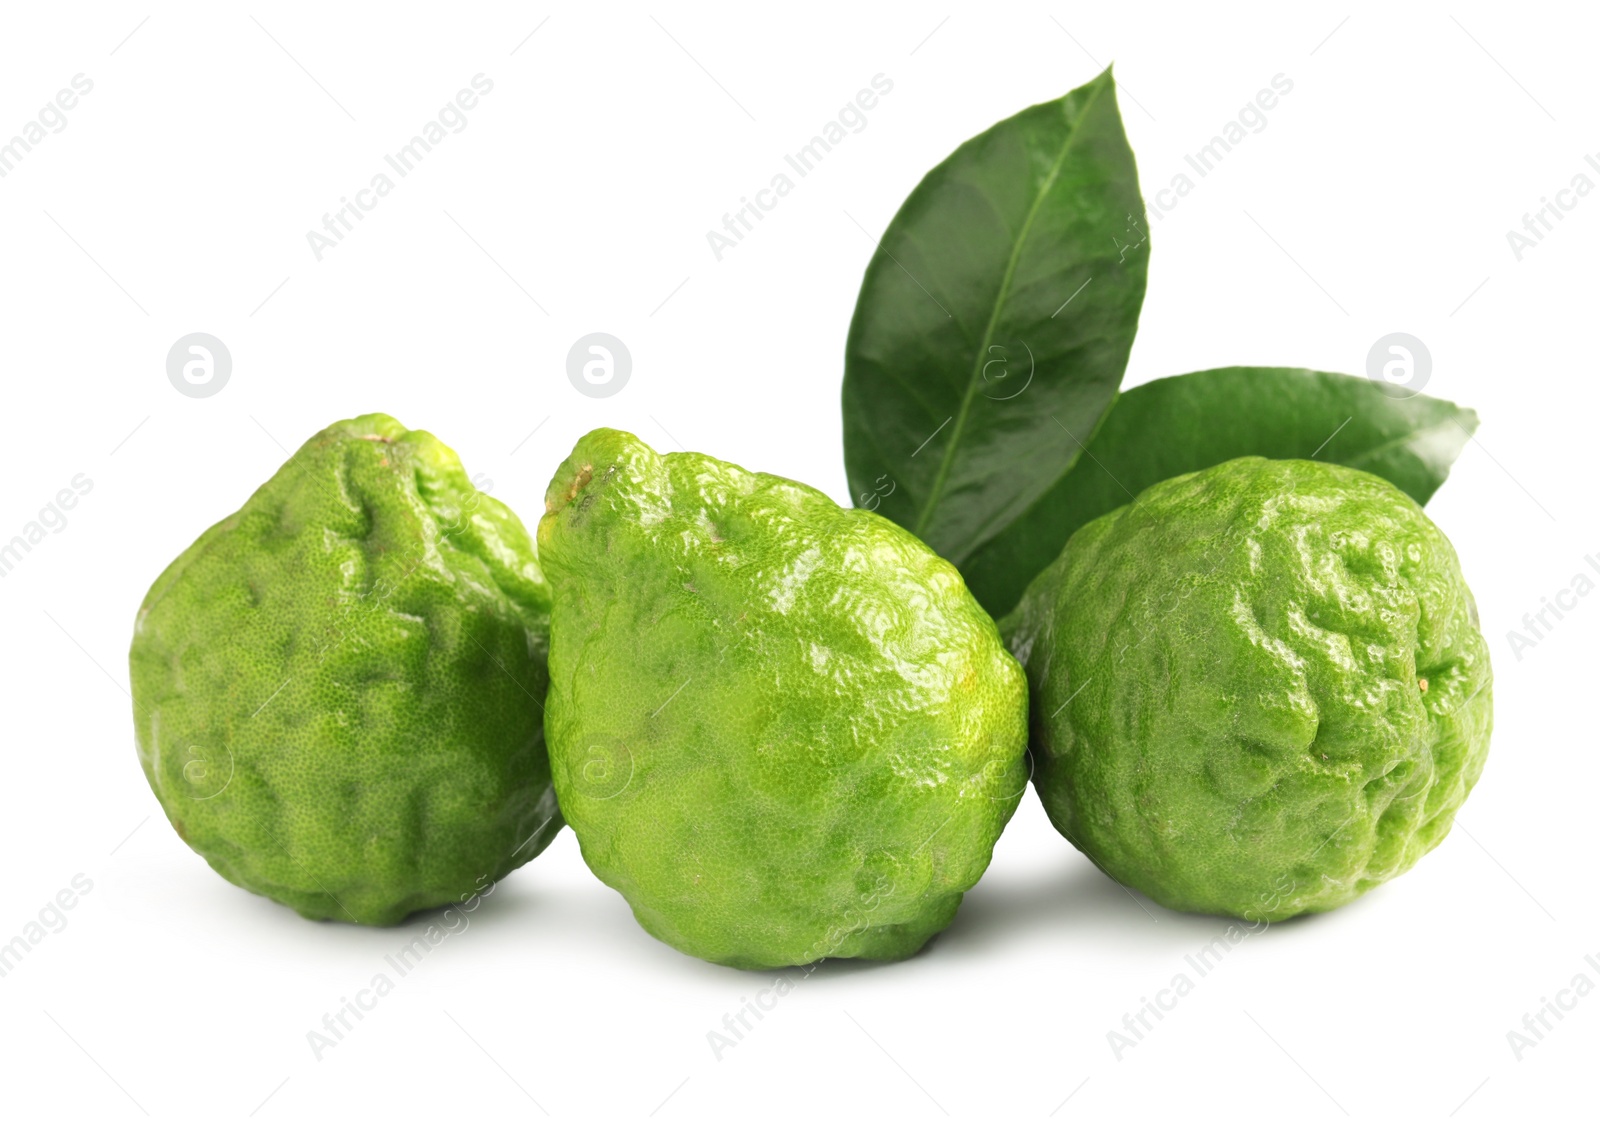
[549,463,594,512]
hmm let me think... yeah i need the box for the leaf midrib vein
[910,76,1110,539]
[1342,415,1476,465]
[958,398,1475,567]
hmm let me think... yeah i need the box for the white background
[0,1,1592,1127]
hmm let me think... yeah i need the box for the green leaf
[962,366,1481,617]
[842,67,1148,580]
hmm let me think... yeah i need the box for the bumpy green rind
[1004,457,1492,922]
[129,413,561,925]
[538,429,1029,969]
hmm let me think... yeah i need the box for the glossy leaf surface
[962,366,1480,616]
[843,68,1149,588]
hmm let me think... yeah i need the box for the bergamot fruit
[129,413,561,925]
[537,429,1028,969]
[1004,456,1492,921]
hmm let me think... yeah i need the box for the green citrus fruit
[129,413,561,925]
[537,429,1028,969]
[1004,457,1492,921]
